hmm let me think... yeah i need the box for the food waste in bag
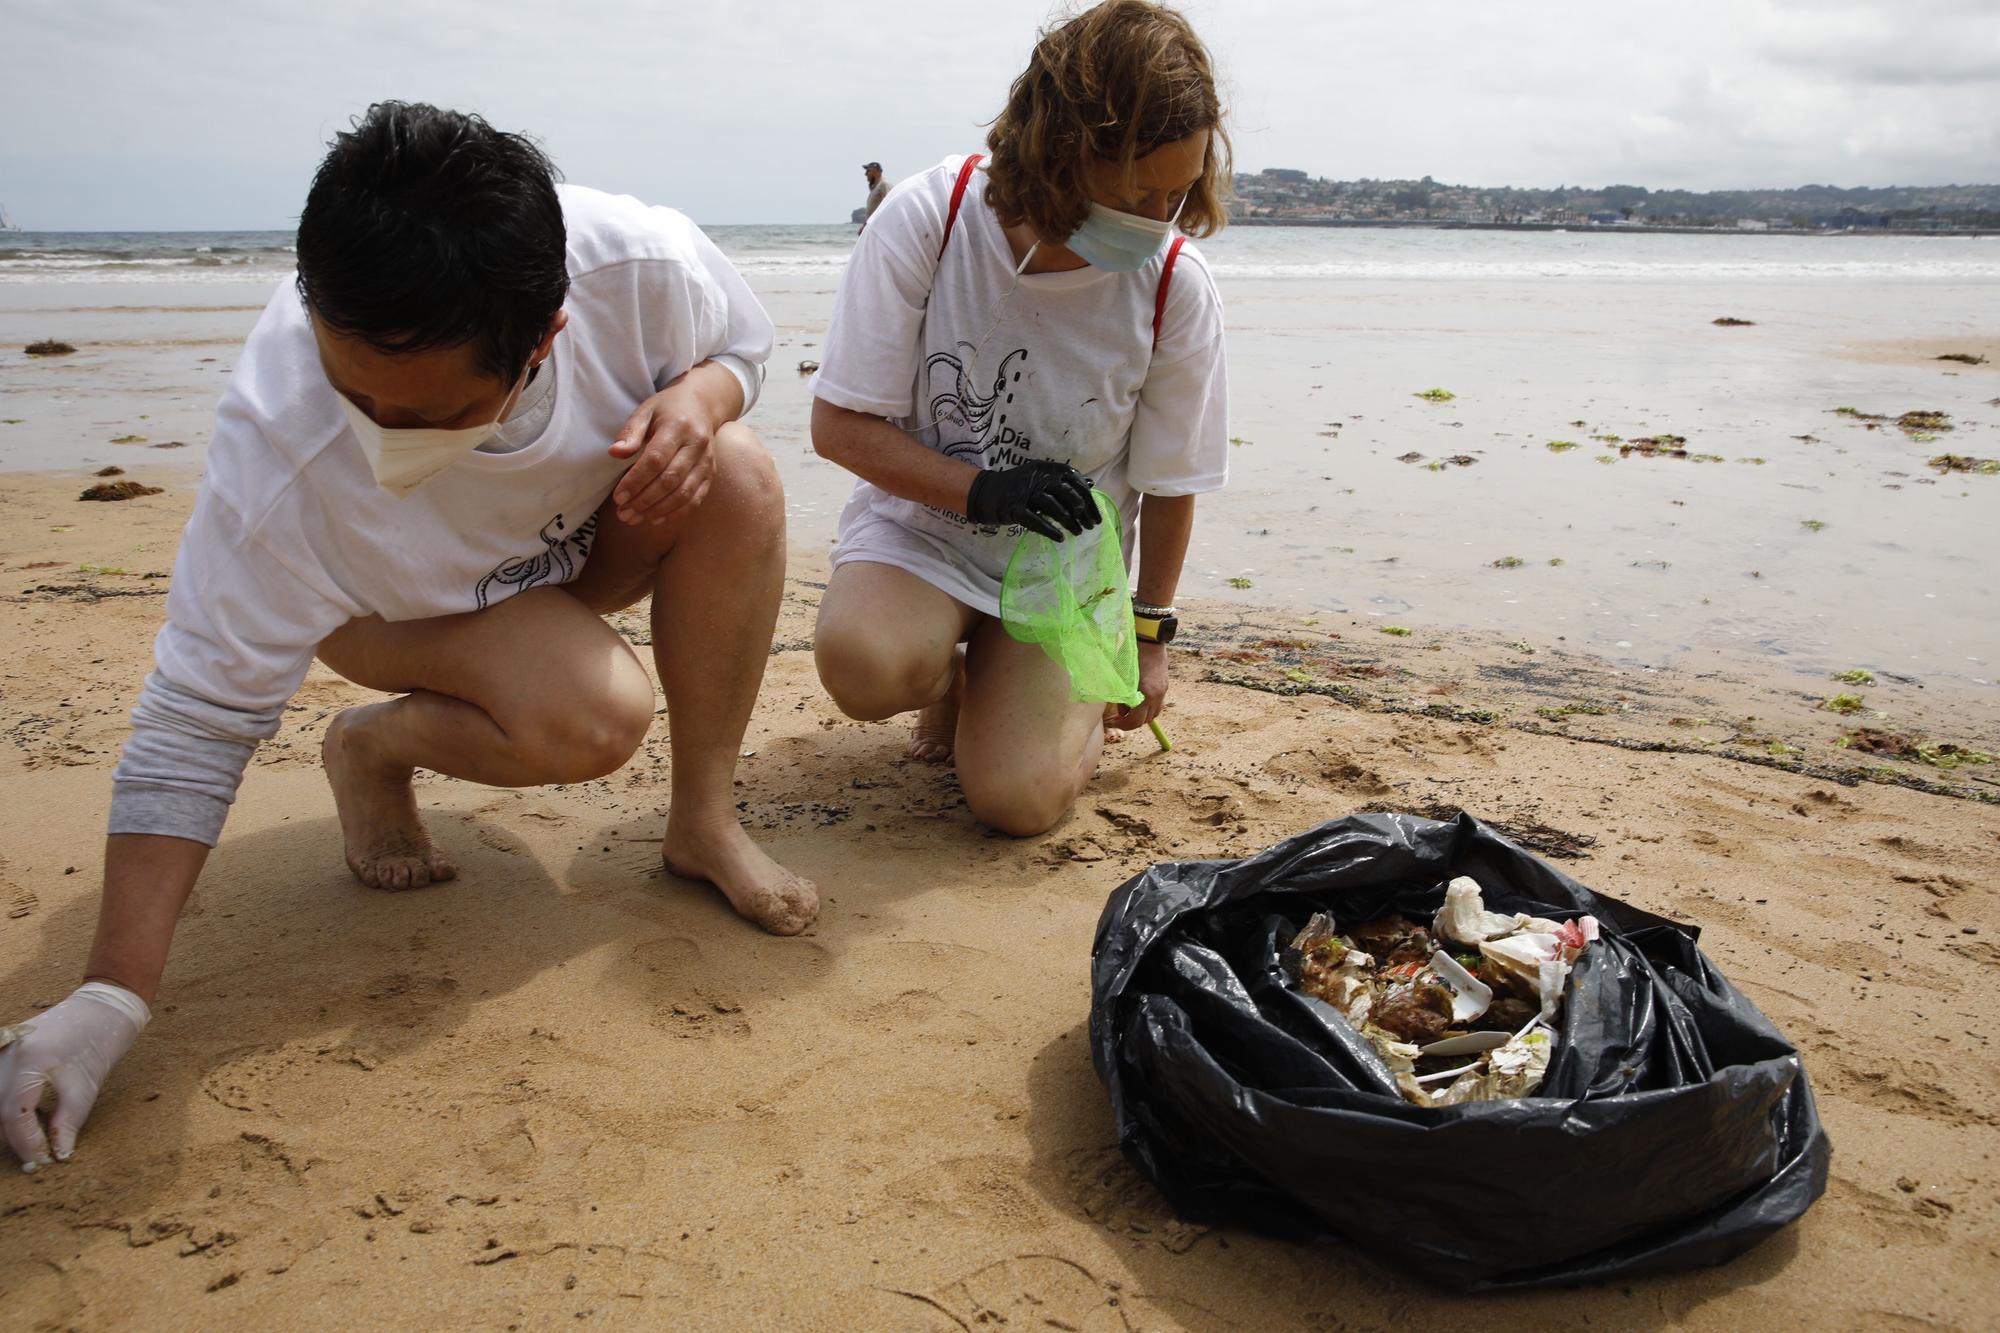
[1287,876,1598,1105]
[1090,812,1831,1288]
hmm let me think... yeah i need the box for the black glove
[964,460,1101,542]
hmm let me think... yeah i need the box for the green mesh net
[999,489,1142,708]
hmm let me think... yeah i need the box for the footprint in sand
[201,1042,384,1121]
[626,937,752,1038]
[361,972,459,1029]
[471,1115,543,1182]
[918,1254,1131,1332]
[1057,1145,1210,1254]
[1817,1048,1996,1128]
[1827,1173,1955,1247]
[877,1156,1051,1243]
[1,855,37,919]
[473,825,527,856]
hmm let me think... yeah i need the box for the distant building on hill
[1225,171,2000,231]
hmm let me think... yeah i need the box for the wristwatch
[1133,601,1179,645]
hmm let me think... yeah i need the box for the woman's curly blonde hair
[985,1,1232,243]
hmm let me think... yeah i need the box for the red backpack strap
[938,153,985,261]
[1152,236,1186,352]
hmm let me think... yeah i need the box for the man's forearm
[83,834,209,1004]
[1135,493,1196,608]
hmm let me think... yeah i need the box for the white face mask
[337,369,529,497]
[1065,196,1185,273]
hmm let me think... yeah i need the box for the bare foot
[323,706,459,891]
[905,653,962,764]
[663,816,821,936]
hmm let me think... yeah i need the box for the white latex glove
[1,982,150,1171]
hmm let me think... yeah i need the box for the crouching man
[2,101,818,1171]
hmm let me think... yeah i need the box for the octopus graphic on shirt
[474,511,600,609]
[923,343,1039,530]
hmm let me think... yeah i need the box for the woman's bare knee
[961,767,1078,837]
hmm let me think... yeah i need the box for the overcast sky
[5,0,1997,230]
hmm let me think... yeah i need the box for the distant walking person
[860,162,891,232]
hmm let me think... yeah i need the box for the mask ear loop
[903,240,1040,437]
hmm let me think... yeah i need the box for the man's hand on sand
[2,983,150,1171]
[608,382,719,527]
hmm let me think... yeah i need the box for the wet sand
[2,462,1998,1327]
[6,269,1997,686]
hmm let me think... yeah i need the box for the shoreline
[1231,217,2000,237]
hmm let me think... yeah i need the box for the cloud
[1757,0,2000,86]
[0,0,1993,228]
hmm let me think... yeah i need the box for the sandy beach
[3,251,2000,1327]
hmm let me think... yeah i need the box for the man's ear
[533,308,569,366]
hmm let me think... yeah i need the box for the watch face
[1154,616,1179,644]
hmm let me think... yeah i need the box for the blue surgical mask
[1064,197,1184,273]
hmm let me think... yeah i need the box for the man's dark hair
[296,101,568,380]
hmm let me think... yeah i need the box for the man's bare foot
[663,816,820,936]
[323,706,459,891]
[906,653,962,764]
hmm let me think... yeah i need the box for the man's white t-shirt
[810,155,1229,616]
[109,184,773,845]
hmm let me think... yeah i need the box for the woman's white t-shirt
[810,156,1229,615]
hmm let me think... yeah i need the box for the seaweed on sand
[78,480,163,502]
[1536,701,1615,720]
[1839,729,1994,769]
[1621,435,1689,459]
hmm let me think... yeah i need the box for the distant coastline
[1232,217,2000,237]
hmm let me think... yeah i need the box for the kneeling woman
[810,0,1231,835]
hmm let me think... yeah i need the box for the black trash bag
[1088,811,1830,1291]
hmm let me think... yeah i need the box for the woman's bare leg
[814,561,979,762]
[952,618,1105,836]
